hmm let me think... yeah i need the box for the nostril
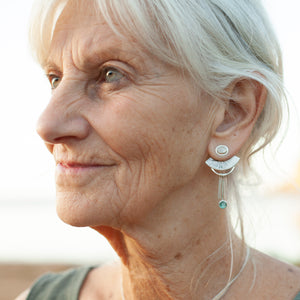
[36,95,90,144]
[44,142,54,154]
[36,111,90,144]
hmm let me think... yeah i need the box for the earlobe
[208,78,267,160]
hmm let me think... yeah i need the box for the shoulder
[250,249,300,300]
[79,262,122,300]
[15,263,122,300]
[15,266,95,300]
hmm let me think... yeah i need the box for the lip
[56,161,115,174]
[55,160,115,187]
[59,162,109,168]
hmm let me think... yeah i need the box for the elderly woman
[17,0,300,299]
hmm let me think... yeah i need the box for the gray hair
[29,1,286,298]
[29,0,286,172]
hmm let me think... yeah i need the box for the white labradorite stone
[215,145,229,156]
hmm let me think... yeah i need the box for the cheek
[88,97,163,160]
[82,89,213,224]
[88,92,210,184]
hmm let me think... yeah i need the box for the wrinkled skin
[37,4,216,230]
[32,2,300,300]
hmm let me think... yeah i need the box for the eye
[47,74,61,89]
[102,67,124,83]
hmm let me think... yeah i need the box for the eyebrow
[43,45,144,76]
[42,59,62,73]
[42,24,149,74]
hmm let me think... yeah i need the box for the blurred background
[0,0,299,299]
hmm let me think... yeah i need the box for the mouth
[56,160,116,174]
[59,162,111,168]
[55,160,116,187]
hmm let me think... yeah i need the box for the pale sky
[0,0,299,200]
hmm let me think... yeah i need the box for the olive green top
[26,266,300,299]
[26,266,94,300]
[295,292,300,300]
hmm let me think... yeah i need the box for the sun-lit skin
[35,6,233,297]
[37,3,220,231]
[33,2,300,300]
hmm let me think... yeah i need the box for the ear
[208,78,267,160]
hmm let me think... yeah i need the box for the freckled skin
[174,253,183,260]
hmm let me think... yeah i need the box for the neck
[94,175,248,299]
[121,225,246,300]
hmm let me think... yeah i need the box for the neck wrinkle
[119,217,243,299]
[96,172,247,299]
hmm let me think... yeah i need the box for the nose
[36,89,90,146]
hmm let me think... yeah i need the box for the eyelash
[98,66,125,85]
[46,66,126,90]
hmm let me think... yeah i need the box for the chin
[55,190,119,228]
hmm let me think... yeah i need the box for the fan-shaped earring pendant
[205,156,240,174]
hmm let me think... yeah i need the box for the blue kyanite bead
[219,200,227,209]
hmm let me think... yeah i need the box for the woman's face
[37,3,216,228]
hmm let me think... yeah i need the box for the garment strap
[26,266,94,300]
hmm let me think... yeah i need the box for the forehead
[45,1,141,70]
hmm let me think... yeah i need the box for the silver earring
[205,146,240,209]
[215,145,229,157]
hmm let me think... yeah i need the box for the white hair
[29,0,286,170]
[29,0,287,298]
